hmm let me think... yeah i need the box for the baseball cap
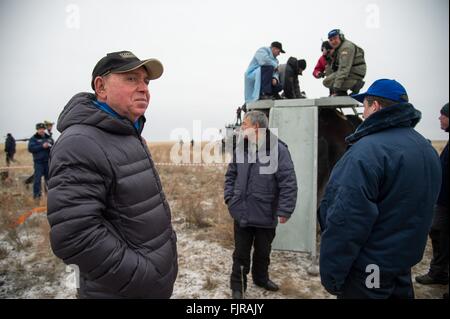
[271,41,286,53]
[352,79,409,103]
[36,123,46,130]
[328,29,341,39]
[91,51,164,90]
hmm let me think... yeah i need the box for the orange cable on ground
[15,206,47,226]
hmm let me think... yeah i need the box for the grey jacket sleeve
[47,134,162,298]
[275,146,298,217]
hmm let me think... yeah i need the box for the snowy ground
[172,223,330,299]
[0,212,447,299]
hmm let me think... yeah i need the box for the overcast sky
[0,0,449,142]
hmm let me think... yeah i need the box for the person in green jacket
[323,29,366,96]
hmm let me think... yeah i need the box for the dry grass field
[0,140,447,299]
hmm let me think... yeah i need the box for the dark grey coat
[224,132,298,228]
[47,92,178,299]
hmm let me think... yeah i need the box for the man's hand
[272,78,278,86]
[278,216,288,224]
[43,142,49,149]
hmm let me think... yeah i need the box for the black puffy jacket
[278,57,302,99]
[47,92,178,299]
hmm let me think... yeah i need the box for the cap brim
[351,92,366,103]
[112,58,164,80]
[281,50,286,53]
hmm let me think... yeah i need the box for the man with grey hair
[47,51,178,298]
[224,110,298,299]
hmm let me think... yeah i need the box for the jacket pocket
[247,192,276,226]
[228,194,245,221]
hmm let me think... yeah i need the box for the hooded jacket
[319,102,441,295]
[47,92,178,299]
[278,57,303,99]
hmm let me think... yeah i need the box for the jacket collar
[57,92,145,136]
[33,132,50,139]
[346,103,421,144]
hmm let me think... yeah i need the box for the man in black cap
[416,103,449,296]
[244,42,285,103]
[47,51,178,298]
[28,123,53,199]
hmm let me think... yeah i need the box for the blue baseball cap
[352,79,409,103]
[328,29,341,39]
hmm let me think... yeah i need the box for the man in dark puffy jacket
[28,123,53,199]
[319,79,441,299]
[224,111,298,299]
[278,57,306,99]
[47,51,178,299]
[416,103,449,292]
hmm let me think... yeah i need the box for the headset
[328,29,345,41]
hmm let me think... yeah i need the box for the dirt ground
[0,141,448,299]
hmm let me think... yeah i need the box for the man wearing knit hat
[416,103,449,298]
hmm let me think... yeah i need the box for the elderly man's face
[329,35,341,49]
[271,47,281,57]
[241,117,259,143]
[37,128,46,136]
[95,66,151,122]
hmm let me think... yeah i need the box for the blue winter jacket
[28,133,53,163]
[224,131,298,228]
[319,102,441,295]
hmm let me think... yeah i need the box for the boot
[232,290,243,299]
[415,273,449,285]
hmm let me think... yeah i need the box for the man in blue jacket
[244,42,285,104]
[319,79,441,299]
[28,123,53,199]
[224,110,298,299]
